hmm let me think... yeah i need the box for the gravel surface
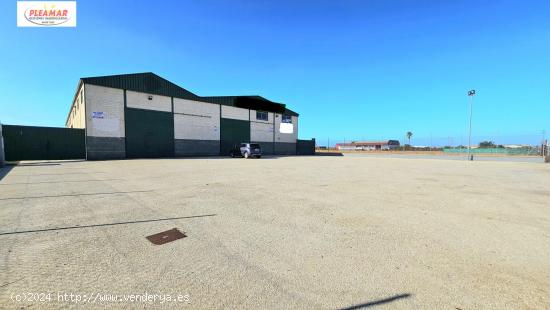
[0,157,549,309]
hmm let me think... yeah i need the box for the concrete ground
[343,152,544,163]
[0,157,549,309]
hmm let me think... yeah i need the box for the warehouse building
[64,72,309,160]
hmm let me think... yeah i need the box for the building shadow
[8,160,85,166]
[161,155,299,160]
[315,152,344,156]
[339,293,412,309]
[0,214,217,236]
[0,164,15,182]
[15,162,61,166]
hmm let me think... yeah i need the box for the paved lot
[0,157,549,309]
[343,152,545,163]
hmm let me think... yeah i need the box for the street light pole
[467,90,475,161]
[542,129,546,157]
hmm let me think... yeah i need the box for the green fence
[2,125,85,161]
[297,139,316,155]
[0,124,4,166]
[443,148,537,155]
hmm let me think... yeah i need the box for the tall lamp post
[467,89,476,160]
[541,129,546,157]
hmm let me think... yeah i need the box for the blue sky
[1,0,549,146]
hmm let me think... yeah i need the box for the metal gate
[125,108,174,158]
[2,125,85,161]
[220,118,250,155]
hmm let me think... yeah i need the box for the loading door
[125,108,174,158]
[2,125,85,161]
[220,118,250,155]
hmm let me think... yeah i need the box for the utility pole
[542,130,546,156]
[467,90,476,160]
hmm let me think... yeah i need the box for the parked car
[230,143,262,158]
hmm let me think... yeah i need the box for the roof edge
[65,79,84,127]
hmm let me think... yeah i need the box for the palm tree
[406,131,413,146]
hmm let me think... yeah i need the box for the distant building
[336,140,400,151]
[503,144,530,149]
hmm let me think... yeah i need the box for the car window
[250,144,260,148]
[240,144,246,148]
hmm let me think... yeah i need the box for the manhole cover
[146,228,186,245]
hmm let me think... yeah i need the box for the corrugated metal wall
[125,108,174,158]
[220,118,250,155]
[2,125,85,161]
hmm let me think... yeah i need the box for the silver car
[230,143,262,158]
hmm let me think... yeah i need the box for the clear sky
[1,0,549,146]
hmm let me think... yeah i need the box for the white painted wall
[79,83,300,146]
[66,84,86,129]
[84,84,125,138]
[174,98,220,140]
[174,98,217,115]
[221,105,249,121]
[126,90,171,112]
[275,114,298,143]
[251,122,274,142]
[250,109,274,142]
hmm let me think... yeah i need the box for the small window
[256,111,268,121]
[282,115,292,123]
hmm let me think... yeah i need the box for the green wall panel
[220,118,250,155]
[2,125,85,161]
[125,108,174,158]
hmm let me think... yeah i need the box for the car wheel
[244,152,249,159]
[257,155,262,158]
[230,152,235,158]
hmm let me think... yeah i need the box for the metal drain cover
[146,228,186,245]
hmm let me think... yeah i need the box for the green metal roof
[80,72,299,116]
[201,96,298,116]
[283,108,299,117]
[81,72,201,101]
